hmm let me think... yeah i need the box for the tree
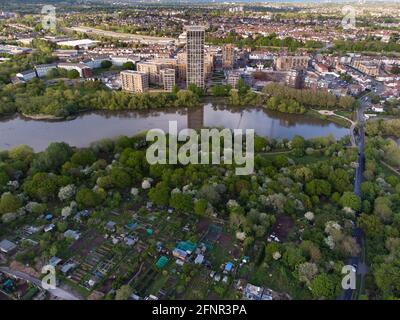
[76,188,101,208]
[23,173,63,202]
[254,136,268,152]
[67,69,80,79]
[194,199,207,216]
[383,140,400,167]
[300,241,321,263]
[197,184,221,206]
[386,175,399,188]
[169,192,193,213]
[119,149,147,172]
[273,155,289,168]
[57,221,68,232]
[283,245,305,270]
[101,60,112,69]
[294,167,313,183]
[47,68,60,79]
[0,192,22,215]
[291,135,306,150]
[49,244,58,257]
[358,213,383,237]
[298,262,318,285]
[115,285,132,300]
[31,142,73,173]
[370,94,380,104]
[148,182,170,207]
[0,170,9,187]
[109,167,132,189]
[172,84,179,95]
[210,84,231,97]
[229,89,241,106]
[373,196,393,223]
[187,83,203,97]
[361,181,376,202]
[122,61,135,70]
[175,90,199,107]
[8,145,34,160]
[328,168,351,193]
[340,191,361,211]
[229,208,246,230]
[374,257,400,299]
[339,235,360,257]
[58,184,76,201]
[265,193,286,214]
[310,273,337,299]
[237,78,249,96]
[305,179,331,197]
[265,242,280,259]
[338,96,355,109]
[70,149,96,167]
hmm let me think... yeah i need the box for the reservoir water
[0,103,349,151]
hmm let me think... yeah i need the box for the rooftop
[0,239,17,253]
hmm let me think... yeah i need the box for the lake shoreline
[21,113,65,121]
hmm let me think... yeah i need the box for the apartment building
[136,58,177,85]
[136,61,161,84]
[352,60,381,77]
[177,51,187,82]
[205,51,215,78]
[222,44,235,69]
[120,70,149,93]
[160,68,176,92]
[286,70,305,89]
[226,70,242,88]
[276,55,310,71]
[314,63,329,74]
[186,25,205,89]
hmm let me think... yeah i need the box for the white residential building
[110,55,140,67]
[16,69,37,81]
[57,63,92,78]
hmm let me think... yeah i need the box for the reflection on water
[0,103,349,151]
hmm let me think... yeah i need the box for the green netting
[176,241,196,252]
[156,255,169,269]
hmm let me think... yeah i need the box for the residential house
[0,239,17,254]
[64,229,80,241]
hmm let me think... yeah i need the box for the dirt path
[0,267,82,300]
[381,160,400,176]
[314,109,356,147]
[128,262,144,285]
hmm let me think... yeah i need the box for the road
[339,95,367,300]
[65,26,177,45]
[339,78,386,300]
[0,267,81,300]
[354,96,367,199]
